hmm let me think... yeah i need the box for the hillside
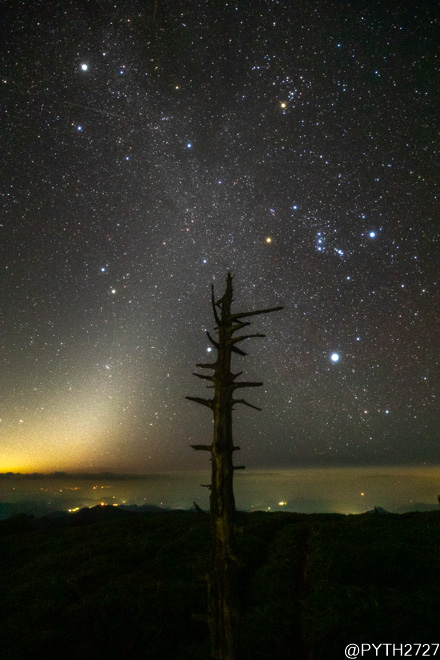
[1,508,439,659]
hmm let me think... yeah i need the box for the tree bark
[187,273,283,660]
[208,274,239,659]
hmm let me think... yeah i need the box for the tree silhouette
[187,272,283,659]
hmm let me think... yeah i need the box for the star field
[1,0,438,472]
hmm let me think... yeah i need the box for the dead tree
[187,272,283,660]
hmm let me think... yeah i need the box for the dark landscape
[1,506,438,660]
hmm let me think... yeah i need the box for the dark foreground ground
[1,508,439,660]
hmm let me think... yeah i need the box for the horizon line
[1,463,439,480]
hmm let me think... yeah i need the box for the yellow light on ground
[278,501,287,506]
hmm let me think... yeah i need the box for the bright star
[186,142,192,148]
[266,237,272,243]
[80,63,88,71]
[330,353,340,362]
[369,231,376,238]
[77,125,82,131]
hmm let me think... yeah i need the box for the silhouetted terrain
[1,508,439,659]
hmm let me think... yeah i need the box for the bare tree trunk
[187,273,282,660]
[208,274,239,659]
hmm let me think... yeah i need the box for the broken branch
[232,398,263,411]
[193,372,214,382]
[231,305,284,321]
[185,396,213,409]
[231,333,266,343]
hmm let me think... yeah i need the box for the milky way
[2,1,438,472]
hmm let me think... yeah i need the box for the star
[2,1,437,482]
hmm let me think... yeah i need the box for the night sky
[2,1,438,474]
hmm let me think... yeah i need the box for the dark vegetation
[1,508,439,660]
